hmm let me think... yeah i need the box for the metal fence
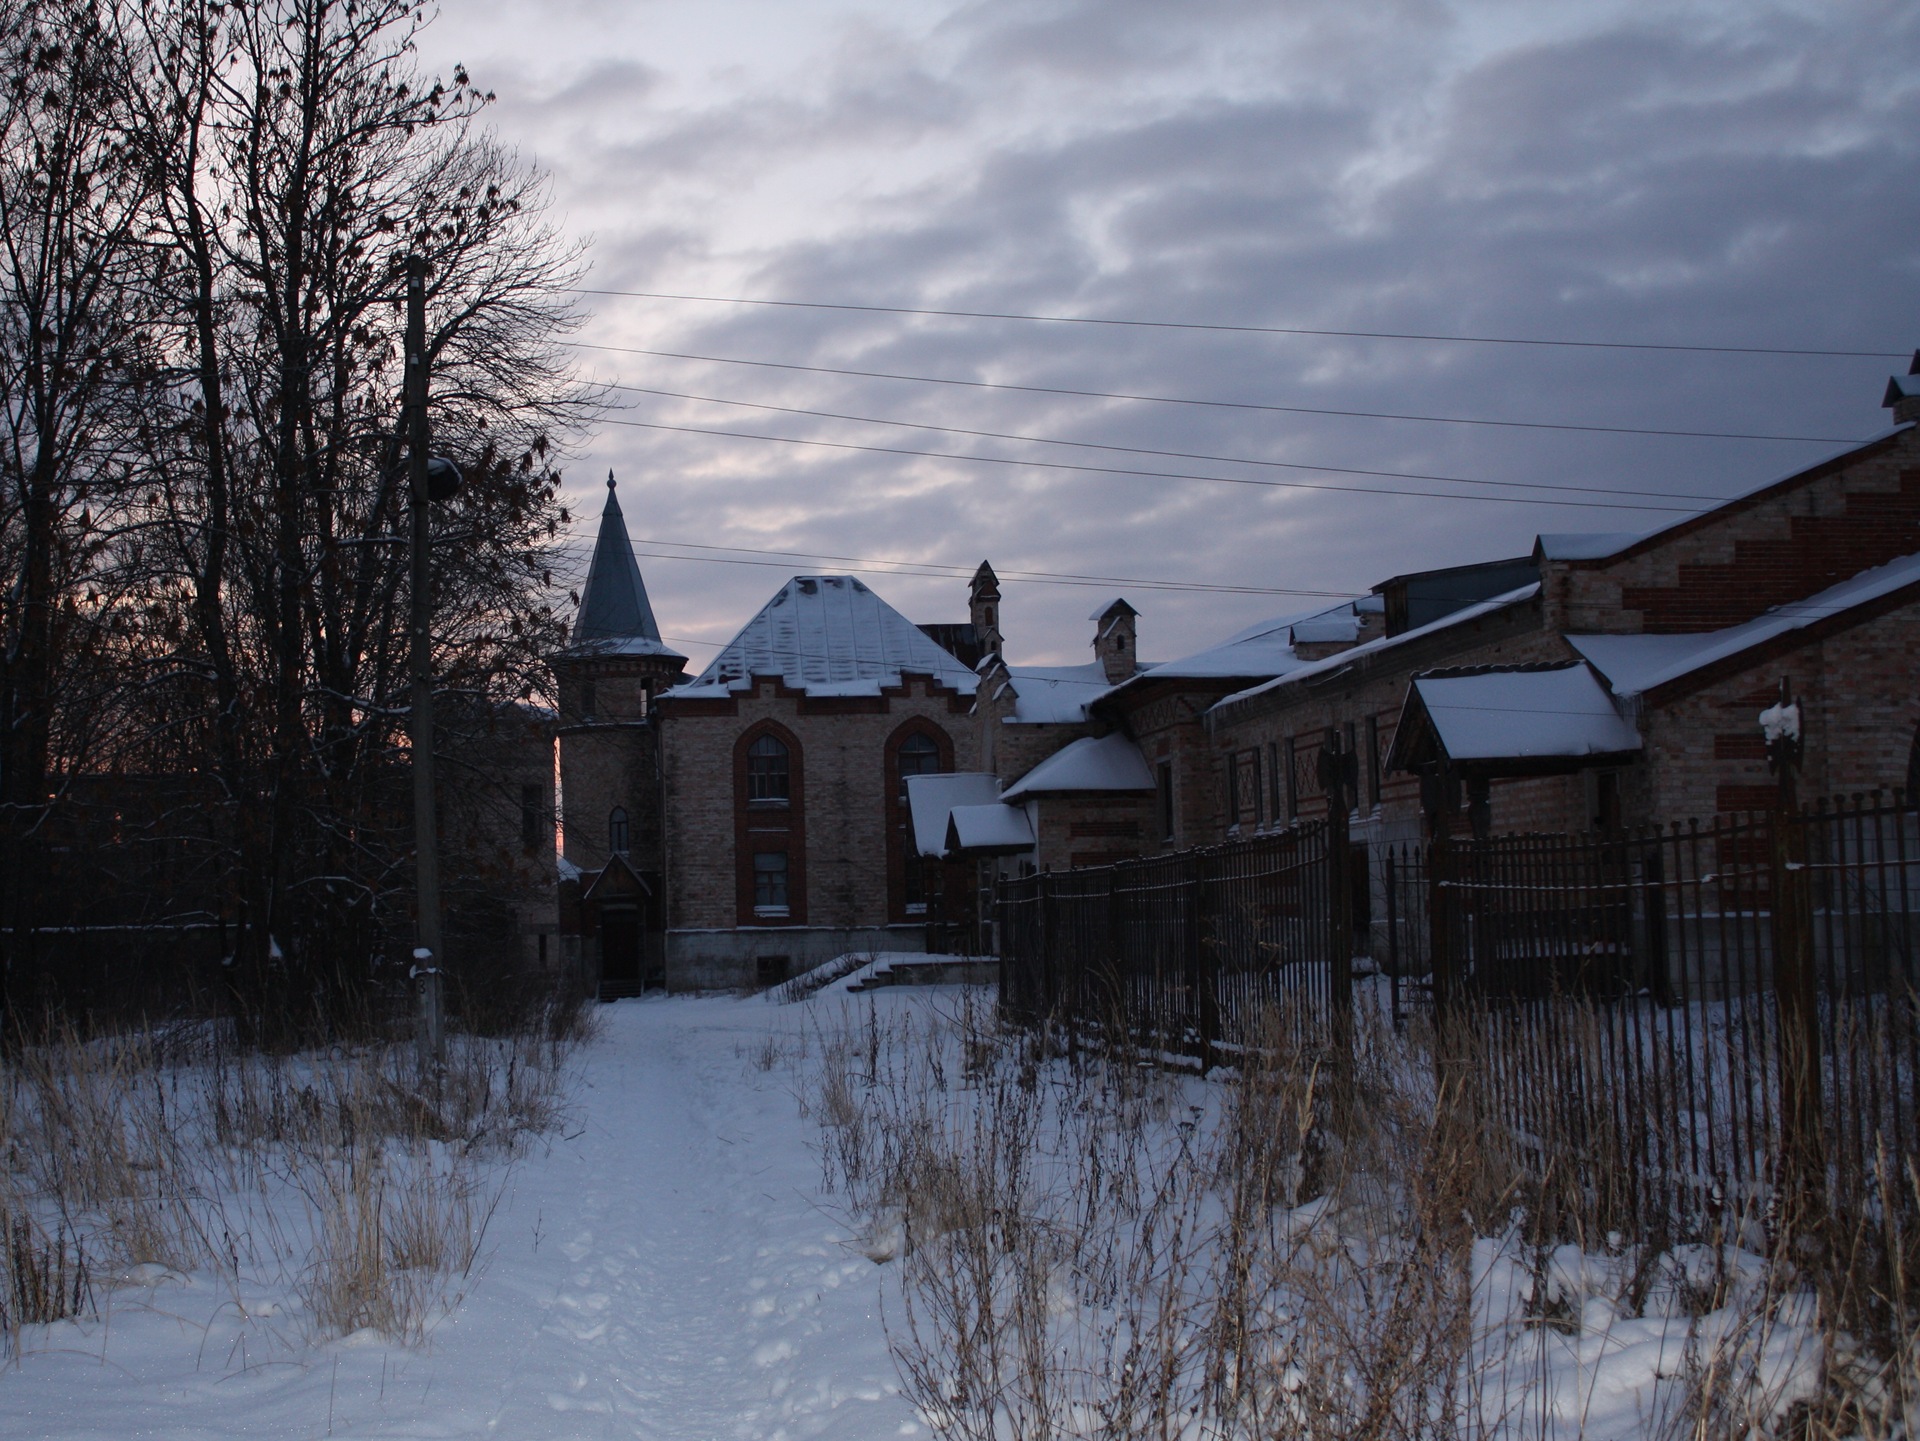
[998,822,1333,1065]
[1000,791,1920,1240]
[1411,794,1920,1235]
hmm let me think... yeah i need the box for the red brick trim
[734,719,807,926]
[884,718,956,923]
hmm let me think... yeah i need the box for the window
[1285,737,1299,820]
[1157,761,1175,843]
[608,806,629,855]
[896,731,942,802]
[1231,749,1261,828]
[1366,715,1382,808]
[521,783,543,850]
[747,734,790,804]
[752,851,790,914]
[580,680,596,721]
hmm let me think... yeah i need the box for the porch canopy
[904,771,1006,857]
[1387,662,1642,779]
[945,803,1036,857]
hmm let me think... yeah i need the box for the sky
[414,0,1920,669]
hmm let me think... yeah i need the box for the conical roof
[567,474,682,658]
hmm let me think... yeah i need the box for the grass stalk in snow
[0,1007,588,1355]
[799,990,1920,1440]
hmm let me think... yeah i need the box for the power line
[601,415,1704,512]
[570,341,1857,444]
[616,536,1358,597]
[601,381,1730,504]
[572,288,1909,360]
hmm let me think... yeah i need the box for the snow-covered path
[1,996,920,1440]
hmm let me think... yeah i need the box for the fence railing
[998,791,1920,1241]
[998,822,1332,1065]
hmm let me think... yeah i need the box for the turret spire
[572,471,666,646]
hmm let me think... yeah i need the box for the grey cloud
[497,0,1920,662]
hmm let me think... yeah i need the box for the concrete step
[845,957,998,992]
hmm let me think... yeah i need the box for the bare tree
[0,0,154,1024]
[102,0,594,1037]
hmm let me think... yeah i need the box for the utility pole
[406,254,445,1066]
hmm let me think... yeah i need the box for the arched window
[747,734,790,804]
[896,731,942,802]
[1908,721,1920,799]
[608,806,629,855]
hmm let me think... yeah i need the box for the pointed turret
[573,472,669,648]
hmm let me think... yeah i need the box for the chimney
[1884,351,1920,425]
[969,561,1002,657]
[1091,598,1138,685]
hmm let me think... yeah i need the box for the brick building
[557,365,1920,984]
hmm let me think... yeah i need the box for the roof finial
[608,469,617,491]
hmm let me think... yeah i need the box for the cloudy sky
[416,0,1920,669]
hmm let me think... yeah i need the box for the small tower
[1091,597,1138,685]
[969,561,1002,658]
[549,474,686,994]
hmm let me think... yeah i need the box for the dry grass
[0,1011,587,1354]
[801,992,1920,1441]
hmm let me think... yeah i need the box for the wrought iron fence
[999,791,1920,1241]
[998,822,1333,1064]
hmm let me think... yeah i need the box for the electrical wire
[599,381,1731,504]
[569,342,1858,444]
[571,288,1909,360]
[600,415,1704,512]
[609,537,1355,596]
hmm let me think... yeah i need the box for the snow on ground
[0,995,922,1441]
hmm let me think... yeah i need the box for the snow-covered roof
[945,803,1035,856]
[1002,733,1155,801]
[1554,425,1914,567]
[993,661,1116,724]
[905,772,1004,858]
[1108,604,1347,692]
[1290,610,1362,645]
[1408,665,1641,762]
[1570,550,1920,698]
[669,575,980,699]
[570,475,680,657]
[1213,583,1543,713]
[1536,533,1643,562]
[1885,374,1920,405]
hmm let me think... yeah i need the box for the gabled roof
[1002,733,1154,801]
[1212,583,1543,714]
[1546,424,1914,569]
[1569,550,1920,700]
[946,804,1035,856]
[905,772,1004,857]
[1388,664,1640,775]
[989,660,1116,724]
[670,575,980,698]
[568,474,683,660]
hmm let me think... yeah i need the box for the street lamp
[404,254,462,1067]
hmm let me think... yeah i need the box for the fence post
[1185,851,1217,1071]
[1763,680,1823,1222]
[1320,730,1357,1088]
